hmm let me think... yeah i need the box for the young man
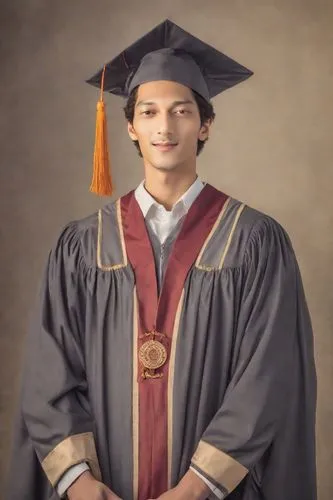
[7,20,317,500]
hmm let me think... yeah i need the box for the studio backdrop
[0,1,332,498]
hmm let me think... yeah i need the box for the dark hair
[123,86,216,157]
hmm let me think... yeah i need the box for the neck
[143,169,198,211]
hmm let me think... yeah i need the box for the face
[127,80,211,173]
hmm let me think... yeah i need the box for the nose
[156,111,174,137]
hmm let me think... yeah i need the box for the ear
[198,120,212,141]
[127,122,138,141]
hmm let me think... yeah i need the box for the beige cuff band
[41,432,101,486]
[191,440,248,494]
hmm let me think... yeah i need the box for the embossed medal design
[139,330,168,379]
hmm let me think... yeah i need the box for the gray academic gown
[6,184,317,500]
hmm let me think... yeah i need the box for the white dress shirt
[134,176,204,244]
[57,177,224,499]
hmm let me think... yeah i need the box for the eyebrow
[136,99,195,107]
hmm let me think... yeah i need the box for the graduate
[6,19,317,500]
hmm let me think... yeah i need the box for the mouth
[152,143,178,152]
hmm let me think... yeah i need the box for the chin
[152,163,181,172]
[149,155,188,172]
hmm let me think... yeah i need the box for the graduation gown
[6,184,317,500]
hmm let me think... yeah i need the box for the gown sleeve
[190,216,316,497]
[19,222,101,488]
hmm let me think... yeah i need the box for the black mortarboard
[87,19,253,197]
[87,19,253,102]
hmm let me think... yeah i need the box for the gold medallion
[139,339,167,370]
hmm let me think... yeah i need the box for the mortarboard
[87,19,253,196]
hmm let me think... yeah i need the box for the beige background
[0,0,332,498]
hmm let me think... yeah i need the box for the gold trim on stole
[195,197,231,270]
[195,200,246,271]
[132,287,139,500]
[167,290,185,488]
[117,198,128,267]
[191,440,248,493]
[41,432,101,486]
[97,199,128,271]
[218,203,245,269]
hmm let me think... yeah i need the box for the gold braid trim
[167,289,185,487]
[132,287,139,500]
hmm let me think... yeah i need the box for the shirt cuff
[56,462,90,498]
[190,465,226,499]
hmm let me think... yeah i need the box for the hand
[147,486,183,500]
[148,469,211,500]
[67,470,122,500]
[148,486,193,499]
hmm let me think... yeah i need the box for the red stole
[121,184,227,499]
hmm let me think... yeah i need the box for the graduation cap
[87,19,253,196]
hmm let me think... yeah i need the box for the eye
[140,110,155,116]
[175,109,190,115]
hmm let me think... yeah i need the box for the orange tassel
[90,65,113,196]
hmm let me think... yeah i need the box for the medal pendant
[139,330,168,379]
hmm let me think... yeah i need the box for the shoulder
[208,189,294,268]
[208,185,289,242]
[52,200,119,269]
[239,203,291,243]
[242,203,292,247]
[232,200,295,266]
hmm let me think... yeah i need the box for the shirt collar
[134,177,205,218]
